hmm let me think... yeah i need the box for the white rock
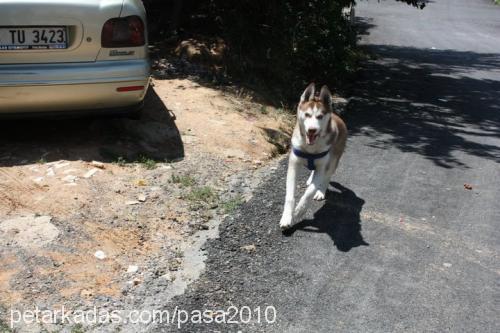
[443,262,452,268]
[94,250,107,260]
[138,194,147,202]
[62,175,77,183]
[126,200,140,205]
[91,161,105,169]
[127,265,139,273]
[161,273,174,282]
[33,177,44,183]
[54,162,70,169]
[83,168,99,179]
[240,244,257,252]
[46,168,55,177]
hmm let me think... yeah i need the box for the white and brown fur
[279,83,347,230]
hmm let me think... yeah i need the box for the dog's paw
[313,190,326,201]
[293,205,306,222]
[279,215,293,230]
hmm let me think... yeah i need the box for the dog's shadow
[285,182,369,252]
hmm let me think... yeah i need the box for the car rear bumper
[0,59,150,113]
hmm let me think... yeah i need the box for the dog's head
[297,83,333,145]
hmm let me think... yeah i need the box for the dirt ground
[0,72,293,332]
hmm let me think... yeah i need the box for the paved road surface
[160,1,500,332]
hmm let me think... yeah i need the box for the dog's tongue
[307,133,317,145]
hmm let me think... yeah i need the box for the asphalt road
[159,1,500,332]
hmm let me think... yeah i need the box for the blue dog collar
[292,147,329,171]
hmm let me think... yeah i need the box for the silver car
[0,0,150,117]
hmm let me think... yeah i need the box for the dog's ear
[300,83,315,103]
[319,85,332,110]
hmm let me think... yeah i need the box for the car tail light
[117,85,145,92]
[101,15,145,48]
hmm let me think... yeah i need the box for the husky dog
[279,83,347,230]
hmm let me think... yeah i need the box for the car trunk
[0,0,124,64]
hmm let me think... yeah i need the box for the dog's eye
[304,113,312,118]
[316,115,324,120]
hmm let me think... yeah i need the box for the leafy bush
[143,0,426,101]
[208,0,357,99]
[396,0,427,9]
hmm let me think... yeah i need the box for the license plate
[0,26,68,50]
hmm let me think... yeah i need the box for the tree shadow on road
[285,182,369,252]
[345,44,500,169]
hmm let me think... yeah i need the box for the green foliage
[209,0,357,99]
[145,0,357,100]
[0,304,12,333]
[70,324,85,333]
[144,0,426,101]
[137,155,157,170]
[395,0,427,9]
[171,174,196,187]
[114,156,127,167]
[0,319,12,333]
[222,195,245,214]
[185,186,218,205]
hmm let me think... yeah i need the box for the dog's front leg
[280,154,299,230]
[294,169,327,221]
[306,171,314,186]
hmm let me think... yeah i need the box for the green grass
[221,195,245,214]
[114,156,128,167]
[71,324,85,333]
[113,155,158,169]
[37,157,47,164]
[0,304,12,333]
[185,186,218,205]
[137,155,157,170]
[171,174,196,187]
[0,319,12,333]
[275,107,285,115]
